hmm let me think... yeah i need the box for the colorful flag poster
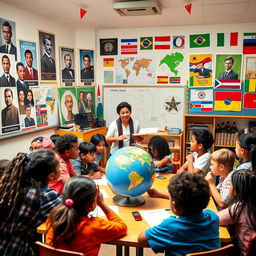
[170,77,181,84]
[100,38,118,56]
[140,37,153,50]
[104,71,113,83]
[189,89,213,112]
[214,79,241,89]
[190,34,210,48]
[103,58,114,67]
[243,93,256,109]
[154,36,171,50]
[244,56,256,92]
[189,54,213,87]
[157,76,168,84]
[121,38,138,54]
[217,32,238,47]
[36,104,48,127]
[214,91,242,111]
[243,33,256,54]
[172,36,185,49]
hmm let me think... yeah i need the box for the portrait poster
[76,87,95,115]
[58,88,78,125]
[79,49,94,85]
[215,54,242,90]
[0,18,17,60]
[38,30,56,81]
[60,47,75,87]
[189,53,213,87]
[0,87,20,135]
[19,40,39,86]
[0,53,17,87]
[100,38,118,56]
[244,55,256,92]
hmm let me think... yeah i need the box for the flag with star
[243,93,256,109]
[190,34,210,48]
[140,37,153,50]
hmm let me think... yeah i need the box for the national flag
[217,32,238,47]
[170,77,181,84]
[100,38,118,56]
[173,36,185,49]
[36,104,48,127]
[190,89,213,111]
[243,33,256,54]
[103,58,114,67]
[214,91,242,111]
[190,102,213,112]
[121,38,138,54]
[140,37,153,50]
[154,36,171,50]
[244,79,256,92]
[215,79,241,89]
[243,93,256,109]
[157,76,168,84]
[190,34,210,48]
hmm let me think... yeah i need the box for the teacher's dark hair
[116,102,131,115]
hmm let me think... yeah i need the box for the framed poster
[60,47,75,87]
[79,49,94,85]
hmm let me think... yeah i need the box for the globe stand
[113,195,145,207]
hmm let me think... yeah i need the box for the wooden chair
[186,244,234,256]
[36,241,84,256]
[246,233,256,256]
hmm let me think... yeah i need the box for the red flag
[230,32,238,46]
[80,8,87,19]
[185,3,192,14]
[243,93,256,109]
[97,85,101,97]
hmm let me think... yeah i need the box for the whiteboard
[103,87,185,130]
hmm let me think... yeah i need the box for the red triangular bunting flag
[185,3,192,14]
[97,85,101,97]
[80,8,87,19]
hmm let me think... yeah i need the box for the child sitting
[0,149,61,256]
[205,148,235,209]
[46,176,127,255]
[148,135,172,173]
[90,133,108,173]
[218,170,256,256]
[139,172,221,255]
[178,129,214,175]
[29,136,55,151]
[72,142,103,179]
[48,134,79,194]
[235,133,256,171]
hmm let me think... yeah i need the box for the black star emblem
[165,97,181,112]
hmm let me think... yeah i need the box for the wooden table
[37,174,231,256]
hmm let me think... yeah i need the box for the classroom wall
[0,2,96,159]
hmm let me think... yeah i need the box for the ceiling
[3,0,256,29]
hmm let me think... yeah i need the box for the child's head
[148,136,170,160]
[50,134,61,145]
[79,142,96,164]
[191,129,214,153]
[210,149,235,176]
[90,133,108,154]
[235,133,256,170]
[168,172,210,216]
[48,176,97,244]
[0,159,10,176]
[55,134,79,160]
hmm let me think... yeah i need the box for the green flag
[140,37,153,50]
[190,34,210,48]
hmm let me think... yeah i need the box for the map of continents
[116,57,156,84]
[159,52,184,75]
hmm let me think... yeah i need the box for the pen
[165,208,171,211]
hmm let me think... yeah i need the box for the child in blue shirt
[139,172,221,256]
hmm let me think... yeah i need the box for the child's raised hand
[205,171,215,185]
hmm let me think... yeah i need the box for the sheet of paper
[88,205,119,217]
[138,127,159,134]
[94,175,108,185]
[100,189,109,199]
[139,209,172,227]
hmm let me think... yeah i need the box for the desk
[37,174,231,255]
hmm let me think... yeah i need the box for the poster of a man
[16,62,29,93]
[24,105,36,127]
[80,49,94,85]
[0,54,16,87]
[0,19,17,60]
[39,31,56,81]
[60,47,75,86]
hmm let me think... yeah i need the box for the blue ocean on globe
[106,146,155,197]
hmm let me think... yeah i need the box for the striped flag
[169,77,181,84]
[121,38,138,54]
[154,36,170,50]
[157,76,168,84]
[214,91,242,111]
[217,32,238,47]
[190,89,213,112]
[243,33,256,54]
[215,79,241,89]
[140,37,153,50]
[244,79,256,92]
[243,93,256,109]
[103,58,114,67]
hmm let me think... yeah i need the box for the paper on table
[94,175,108,186]
[138,127,159,134]
[88,205,119,217]
[100,189,109,199]
[139,209,172,227]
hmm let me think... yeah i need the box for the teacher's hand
[118,135,127,141]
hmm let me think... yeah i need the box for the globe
[106,146,155,206]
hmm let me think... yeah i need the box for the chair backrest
[246,233,256,256]
[186,244,234,256]
[36,241,84,256]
